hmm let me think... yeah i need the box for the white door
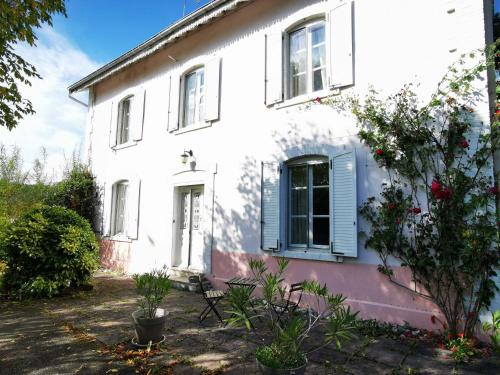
[176,186,204,271]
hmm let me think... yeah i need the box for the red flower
[441,187,452,200]
[496,109,500,116]
[315,96,322,103]
[457,333,464,339]
[412,207,422,214]
[431,180,441,193]
[459,139,469,148]
[489,186,499,195]
[375,149,383,156]
[431,315,437,324]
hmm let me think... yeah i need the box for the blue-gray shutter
[126,179,141,240]
[131,87,146,141]
[265,32,283,106]
[168,75,180,132]
[261,161,280,251]
[329,0,354,88]
[330,150,357,257]
[205,57,221,122]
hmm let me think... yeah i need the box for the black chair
[271,282,304,327]
[198,275,225,325]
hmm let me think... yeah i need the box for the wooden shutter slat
[168,75,180,132]
[329,0,354,88]
[261,161,280,251]
[126,179,141,240]
[132,87,146,141]
[205,57,221,122]
[265,32,283,105]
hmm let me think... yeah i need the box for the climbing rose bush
[333,46,499,338]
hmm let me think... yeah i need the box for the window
[288,20,327,98]
[288,158,329,248]
[182,67,205,127]
[117,96,133,144]
[111,181,128,236]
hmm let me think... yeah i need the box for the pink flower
[315,97,322,103]
[459,139,469,149]
[431,180,441,194]
[375,149,383,156]
[412,207,422,214]
[457,333,464,339]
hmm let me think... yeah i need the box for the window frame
[111,180,129,237]
[286,156,330,251]
[286,18,328,100]
[116,95,133,145]
[181,66,206,129]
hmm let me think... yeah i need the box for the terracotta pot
[131,308,167,345]
[256,357,307,375]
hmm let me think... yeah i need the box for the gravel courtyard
[1,272,498,374]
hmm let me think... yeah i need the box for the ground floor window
[288,157,329,249]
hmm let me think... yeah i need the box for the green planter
[132,308,168,345]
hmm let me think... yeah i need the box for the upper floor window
[117,96,133,144]
[182,67,205,127]
[288,20,327,99]
[111,181,128,236]
[288,158,329,248]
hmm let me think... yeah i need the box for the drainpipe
[68,93,88,107]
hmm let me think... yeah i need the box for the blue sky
[52,0,211,64]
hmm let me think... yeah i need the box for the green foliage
[225,258,358,369]
[133,266,172,319]
[482,310,500,354]
[445,334,476,363]
[1,205,99,298]
[0,0,66,130]
[334,46,500,338]
[46,162,98,226]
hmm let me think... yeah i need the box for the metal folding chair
[270,282,304,327]
[198,275,225,325]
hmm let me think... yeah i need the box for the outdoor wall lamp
[181,150,193,164]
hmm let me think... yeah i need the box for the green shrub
[1,205,99,298]
[46,165,98,227]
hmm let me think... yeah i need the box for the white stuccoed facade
[72,0,499,329]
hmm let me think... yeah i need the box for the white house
[69,0,498,329]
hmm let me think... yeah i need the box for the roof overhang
[68,0,253,93]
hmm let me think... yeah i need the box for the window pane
[118,99,131,144]
[291,74,307,97]
[313,187,329,215]
[114,184,127,235]
[312,45,326,69]
[311,24,325,46]
[184,72,197,126]
[313,163,328,186]
[291,189,307,215]
[313,69,326,91]
[313,217,329,246]
[291,217,307,244]
[290,28,306,55]
[290,166,307,188]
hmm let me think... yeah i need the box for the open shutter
[329,0,354,88]
[330,150,357,257]
[265,32,283,105]
[132,87,146,141]
[109,101,117,148]
[126,178,141,240]
[168,74,180,132]
[261,161,280,251]
[205,57,221,122]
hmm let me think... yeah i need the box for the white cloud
[0,27,101,181]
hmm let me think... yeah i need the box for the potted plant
[132,266,172,346]
[225,258,359,374]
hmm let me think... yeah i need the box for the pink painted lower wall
[100,239,131,273]
[209,248,442,331]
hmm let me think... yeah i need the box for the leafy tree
[0,144,27,183]
[0,0,66,130]
[332,46,499,338]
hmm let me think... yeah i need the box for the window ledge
[273,249,344,263]
[108,234,132,243]
[112,141,138,151]
[271,87,341,110]
[174,121,212,135]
